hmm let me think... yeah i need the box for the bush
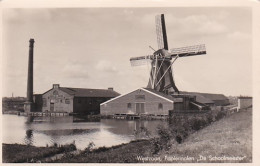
[60,143,77,152]
[150,138,162,154]
[133,126,151,139]
[92,146,110,153]
[151,125,172,154]
[191,119,207,131]
[175,135,183,144]
[84,142,95,153]
[207,114,213,124]
[215,111,226,121]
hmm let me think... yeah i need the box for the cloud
[167,14,228,37]
[227,31,251,40]
[3,8,52,24]
[95,60,118,73]
[62,64,89,79]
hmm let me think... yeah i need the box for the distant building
[38,84,120,114]
[180,91,230,106]
[238,96,252,110]
[2,97,26,112]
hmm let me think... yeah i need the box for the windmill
[130,14,206,94]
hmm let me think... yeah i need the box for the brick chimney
[24,39,35,113]
[108,87,113,91]
[27,39,34,102]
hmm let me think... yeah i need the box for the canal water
[2,114,167,150]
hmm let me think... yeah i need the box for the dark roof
[180,91,229,104]
[143,88,182,102]
[199,93,229,101]
[180,91,214,104]
[59,87,120,98]
[238,96,252,99]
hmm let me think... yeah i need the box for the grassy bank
[160,109,252,163]
[2,143,76,163]
[52,139,153,163]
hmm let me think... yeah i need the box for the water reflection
[73,116,100,123]
[40,128,99,136]
[2,114,167,150]
[26,116,34,123]
[25,129,33,145]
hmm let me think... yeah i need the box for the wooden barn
[39,84,120,114]
[100,88,198,116]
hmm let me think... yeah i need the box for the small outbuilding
[238,96,252,110]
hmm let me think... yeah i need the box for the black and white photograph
[1,0,259,164]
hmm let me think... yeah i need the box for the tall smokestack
[24,39,35,113]
[27,39,34,102]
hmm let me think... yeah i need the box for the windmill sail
[156,14,168,50]
[130,55,152,66]
[170,44,206,57]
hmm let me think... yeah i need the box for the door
[50,103,54,112]
[136,103,145,114]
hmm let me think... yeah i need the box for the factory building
[38,84,120,114]
[100,88,199,116]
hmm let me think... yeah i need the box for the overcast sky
[2,7,252,97]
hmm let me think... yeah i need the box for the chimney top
[53,84,60,89]
[108,87,113,91]
[29,39,35,47]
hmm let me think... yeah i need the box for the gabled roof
[101,87,182,106]
[59,87,120,98]
[143,88,181,102]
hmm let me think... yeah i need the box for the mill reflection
[24,129,33,145]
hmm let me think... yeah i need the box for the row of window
[127,103,163,110]
[77,98,105,104]
[42,98,70,107]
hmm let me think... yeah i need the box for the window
[158,103,163,111]
[135,95,145,100]
[43,98,47,107]
[127,103,132,109]
[127,103,132,112]
[65,99,70,104]
[53,90,58,96]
